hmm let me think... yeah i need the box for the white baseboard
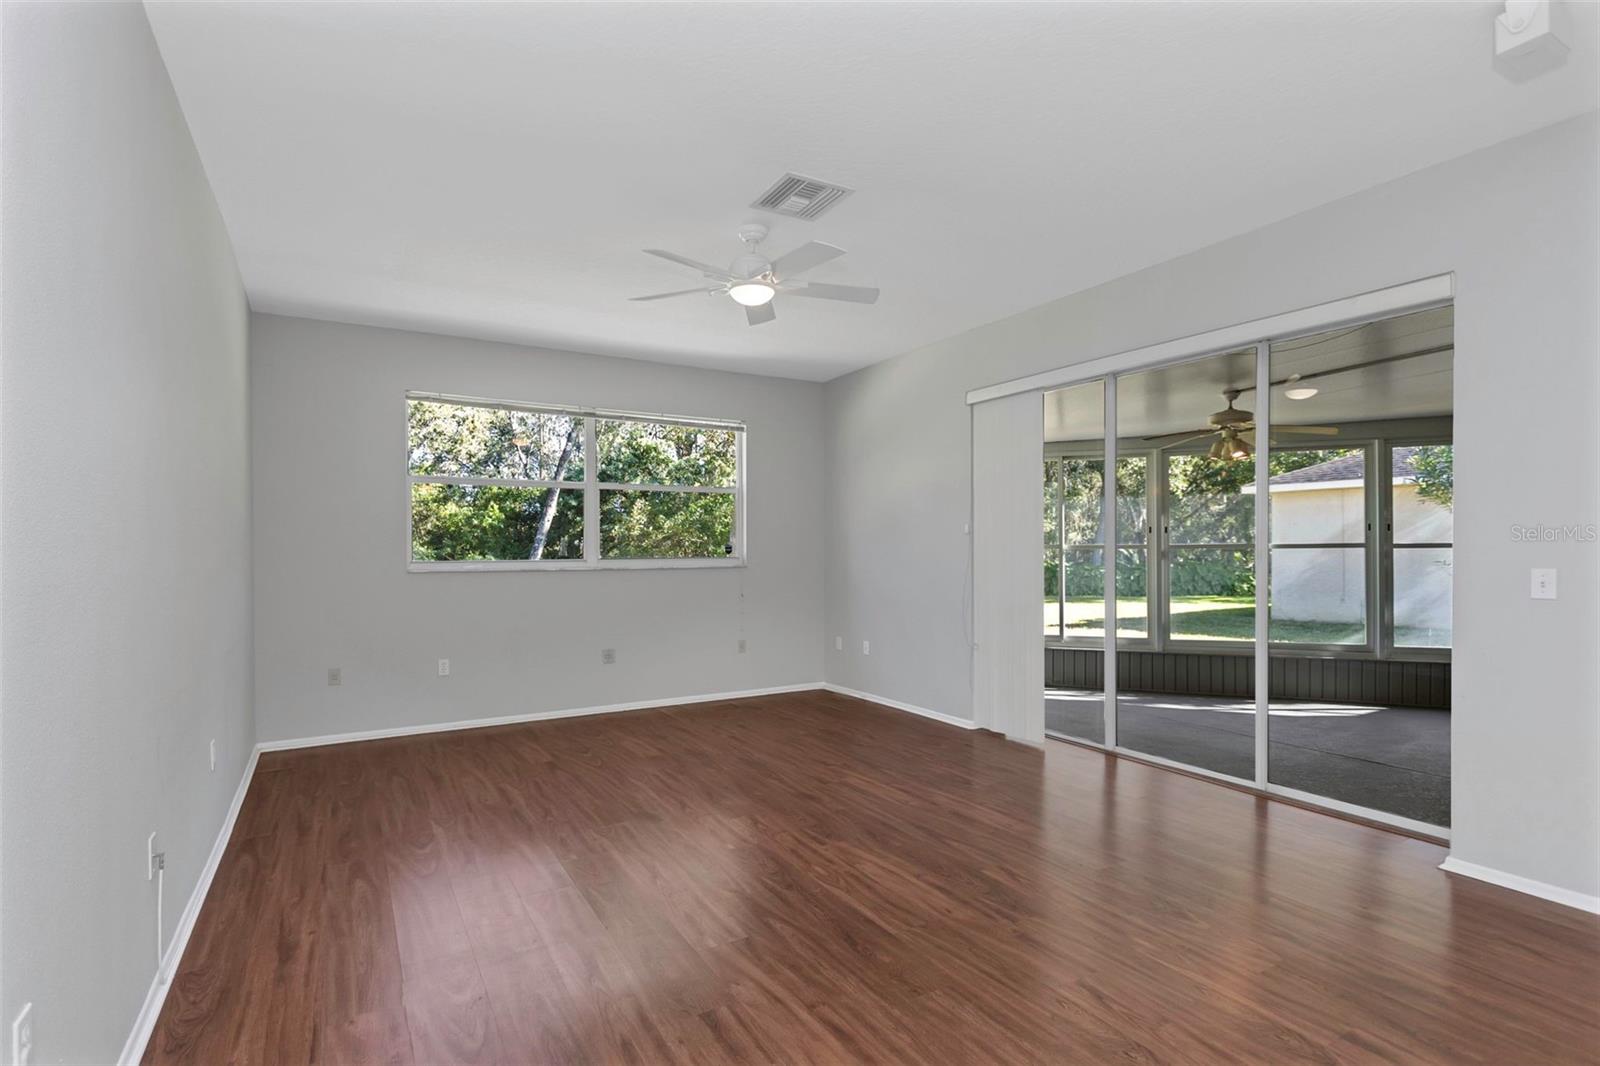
[821,682,979,730]
[1439,856,1600,914]
[119,746,261,1065]
[255,683,824,752]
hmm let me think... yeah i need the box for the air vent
[751,173,853,221]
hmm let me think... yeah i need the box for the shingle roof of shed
[1269,446,1421,486]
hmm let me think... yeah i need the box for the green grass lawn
[1045,595,1439,645]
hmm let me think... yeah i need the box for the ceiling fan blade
[771,241,845,279]
[643,249,734,280]
[629,288,714,302]
[1274,424,1340,436]
[745,302,776,326]
[785,281,879,304]
[1244,431,1341,447]
[1140,429,1214,447]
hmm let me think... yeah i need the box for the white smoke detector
[1494,1,1569,82]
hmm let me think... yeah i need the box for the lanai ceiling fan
[630,223,879,326]
[1142,388,1338,461]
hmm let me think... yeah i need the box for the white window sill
[408,557,747,573]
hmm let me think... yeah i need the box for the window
[595,416,740,561]
[1044,455,1149,640]
[1044,459,1062,640]
[1391,443,1452,648]
[1044,437,1452,656]
[1165,451,1254,642]
[1268,447,1369,647]
[1073,457,1148,639]
[408,394,743,570]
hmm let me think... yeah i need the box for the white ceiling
[145,2,1597,382]
[1045,305,1454,442]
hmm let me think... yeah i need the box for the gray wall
[250,314,826,744]
[0,3,253,1062]
[824,114,1599,900]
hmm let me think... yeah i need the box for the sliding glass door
[1043,304,1453,832]
[1043,380,1106,744]
[1264,312,1454,828]
[1113,348,1257,781]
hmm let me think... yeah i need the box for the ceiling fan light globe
[728,282,776,307]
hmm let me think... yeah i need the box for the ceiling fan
[630,223,879,326]
[1142,388,1339,460]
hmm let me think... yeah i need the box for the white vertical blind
[972,392,1045,744]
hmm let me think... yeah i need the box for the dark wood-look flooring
[144,691,1600,1065]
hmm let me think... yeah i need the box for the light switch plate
[1531,568,1558,600]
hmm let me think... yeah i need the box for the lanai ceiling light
[1282,374,1320,400]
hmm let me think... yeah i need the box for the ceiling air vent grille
[751,173,853,221]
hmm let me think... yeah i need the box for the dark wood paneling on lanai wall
[1046,648,1450,709]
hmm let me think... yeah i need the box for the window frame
[1158,440,1258,653]
[1045,430,1451,661]
[1043,444,1157,649]
[1382,436,1453,661]
[406,392,746,572]
[1263,441,1377,656]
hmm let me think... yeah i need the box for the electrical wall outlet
[209,739,216,772]
[12,1002,33,1066]
[737,638,747,654]
[1531,568,1558,600]
[601,648,616,665]
[437,658,450,677]
[834,635,843,651]
[327,667,341,687]
[862,640,871,656]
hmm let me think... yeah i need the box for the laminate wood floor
[144,690,1600,1065]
